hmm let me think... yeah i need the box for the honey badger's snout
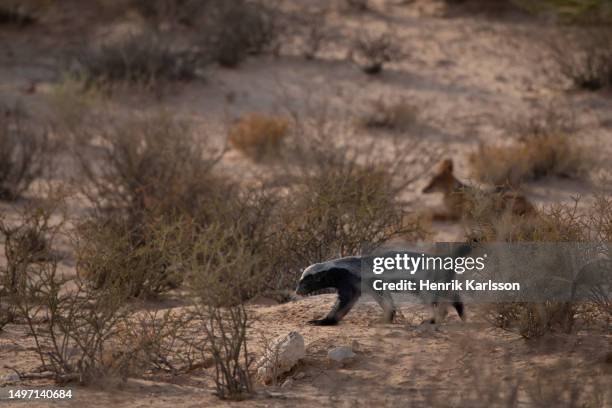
[295,269,320,296]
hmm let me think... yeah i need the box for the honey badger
[295,246,470,326]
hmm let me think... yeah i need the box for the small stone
[351,340,360,352]
[294,372,306,380]
[327,346,356,365]
[281,378,293,388]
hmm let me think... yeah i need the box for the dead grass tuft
[550,27,612,91]
[351,30,402,75]
[229,113,290,161]
[469,112,587,186]
[359,98,419,132]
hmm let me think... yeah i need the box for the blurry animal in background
[422,158,535,221]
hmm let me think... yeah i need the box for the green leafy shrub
[469,111,587,185]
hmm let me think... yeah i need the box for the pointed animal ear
[439,158,453,173]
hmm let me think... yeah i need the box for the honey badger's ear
[439,158,453,173]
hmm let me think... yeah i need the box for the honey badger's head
[295,259,361,296]
[295,263,328,295]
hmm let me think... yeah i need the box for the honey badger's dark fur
[295,247,469,326]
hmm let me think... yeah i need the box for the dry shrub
[70,110,288,299]
[228,113,289,160]
[273,123,431,282]
[421,340,610,407]
[183,223,261,399]
[576,191,612,317]
[279,162,407,267]
[472,192,612,338]
[115,308,208,375]
[74,215,185,299]
[523,363,610,408]
[1,199,133,384]
[16,261,132,384]
[469,112,586,186]
[186,187,282,295]
[130,0,207,27]
[588,191,612,253]
[359,98,418,132]
[72,109,429,297]
[0,206,58,294]
[468,198,583,339]
[0,293,13,330]
[468,195,584,244]
[351,30,402,75]
[71,113,229,297]
[202,0,280,68]
[486,301,575,339]
[290,10,335,60]
[0,106,53,200]
[344,0,369,12]
[550,27,612,91]
[0,190,64,331]
[48,76,104,132]
[73,113,224,223]
[78,31,197,87]
[197,303,252,400]
[0,1,39,26]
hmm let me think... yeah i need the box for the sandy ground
[1,294,611,407]
[1,0,612,406]
[0,295,610,407]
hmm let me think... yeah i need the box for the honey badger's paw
[307,317,338,326]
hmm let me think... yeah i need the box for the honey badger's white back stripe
[299,256,362,280]
[299,251,429,281]
[300,246,474,282]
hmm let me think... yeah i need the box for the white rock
[327,346,356,365]
[257,331,305,383]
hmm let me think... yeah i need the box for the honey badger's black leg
[308,285,361,326]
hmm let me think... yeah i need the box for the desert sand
[0,0,611,407]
